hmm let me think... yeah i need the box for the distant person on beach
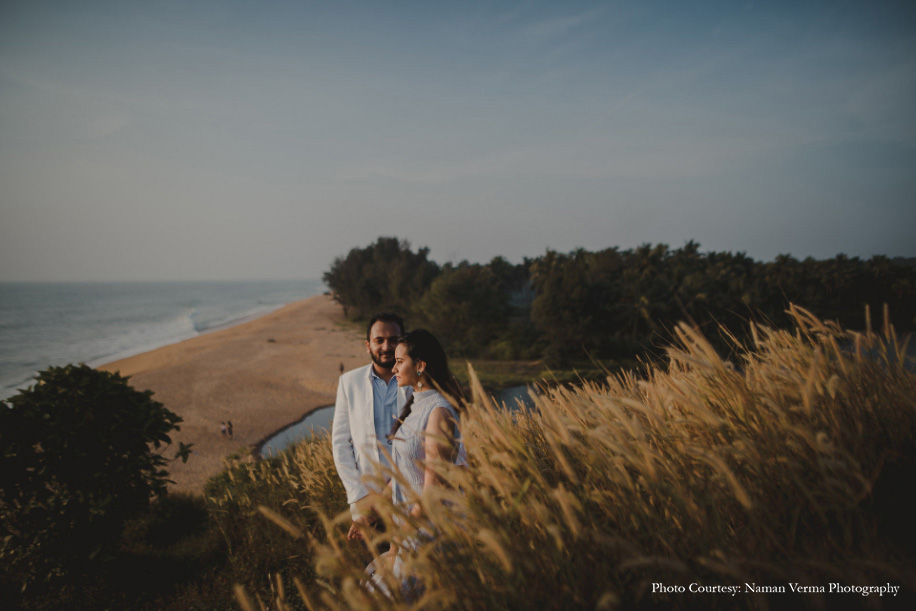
[227,420,233,440]
[332,313,412,539]
[359,329,465,597]
[220,421,227,437]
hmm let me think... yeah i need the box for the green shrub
[0,364,191,590]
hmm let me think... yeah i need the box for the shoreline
[98,294,363,494]
[81,303,292,384]
[1,280,325,401]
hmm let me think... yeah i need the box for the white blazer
[331,363,412,516]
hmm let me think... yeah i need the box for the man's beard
[371,351,395,370]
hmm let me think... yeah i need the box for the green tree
[0,364,191,588]
[413,261,511,356]
[325,237,916,364]
[530,248,629,361]
[323,237,439,320]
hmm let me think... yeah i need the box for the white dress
[390,389,460,509]
[369,389,461,597]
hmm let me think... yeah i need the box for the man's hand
[347,515,373,541]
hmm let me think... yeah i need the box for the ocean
[0,280,325,401]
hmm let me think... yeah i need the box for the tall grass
[203,433,348,606]
[229,306,915,610]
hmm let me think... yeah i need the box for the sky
[1,0,915,282]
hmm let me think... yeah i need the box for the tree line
[324,237,916,363]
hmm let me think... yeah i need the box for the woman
[388,329,463,519]
[357,329,464,596]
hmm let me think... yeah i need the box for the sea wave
[85,308,201,367]
[194,303,286,334]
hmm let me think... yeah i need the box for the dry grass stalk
[226,307,914,609]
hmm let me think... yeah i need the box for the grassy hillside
[233,306,915,610]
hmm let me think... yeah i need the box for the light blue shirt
[369,366,399,471]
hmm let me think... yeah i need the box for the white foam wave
[197,303,286,334]
[87,309,200,368]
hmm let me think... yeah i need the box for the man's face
[365,321,401,370]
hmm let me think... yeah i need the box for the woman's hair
[401,329,463,399]
[387,329,463,441]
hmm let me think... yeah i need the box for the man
[332,312,412,535]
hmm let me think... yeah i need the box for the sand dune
[100,294,365,494]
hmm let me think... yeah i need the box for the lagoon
[259,385,538,457]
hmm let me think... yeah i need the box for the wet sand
[99,294,365,495]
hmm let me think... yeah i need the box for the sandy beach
[100,294,364,495]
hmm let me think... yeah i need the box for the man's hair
[366,312,405,340]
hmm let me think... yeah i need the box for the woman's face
[392,343,421,389]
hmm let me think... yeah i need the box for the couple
[331,313,463,586]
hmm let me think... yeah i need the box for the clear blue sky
[1,0,914,281]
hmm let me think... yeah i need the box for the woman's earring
[417,371,423,390]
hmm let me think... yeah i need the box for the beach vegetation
[0,364,191,592]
